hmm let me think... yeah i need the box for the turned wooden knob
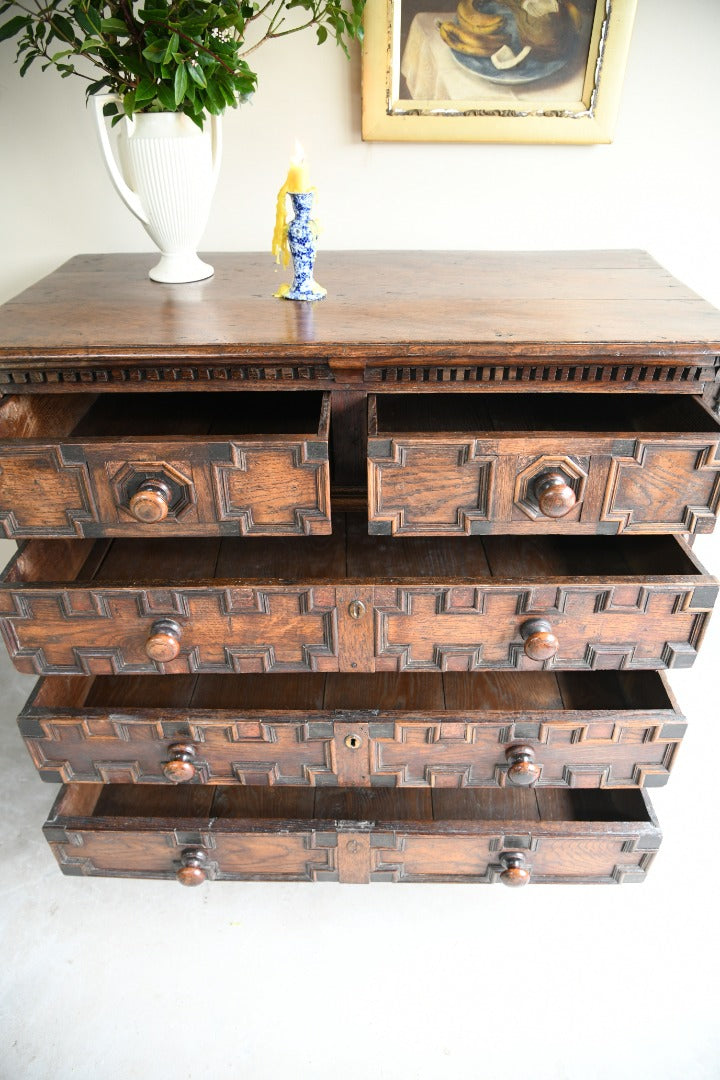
[505,744,541,786]
[177,848,207,887]
[145,619,182,663]
[521,618,559,662]
[128,479,172,523]
[499,852,531,888]
[534,471,577,518]
[162,742,196,783]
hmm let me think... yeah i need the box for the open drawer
[20,670,685,790]
[43,784,662,886]
[0,515,715,674]
[368,393,720,535]
[0,391,331,537]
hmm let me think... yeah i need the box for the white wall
[2,4,720,1079]
[1,0,720,306]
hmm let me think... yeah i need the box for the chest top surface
[2,251,720,367]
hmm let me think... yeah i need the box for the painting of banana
[361,0,638,144]
[437,0,584,78]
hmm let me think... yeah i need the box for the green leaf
[218,80,236,107]
[316,23,326,43]
[87,77,111,94]
[51,14,78,42]
[164,31,179,62]
[0,14,29,42]
[72,5,102,36]
[138,6,169,18]
[187,61,207,88]
[204,78,223,112]
[186,107,204,129]
[173,60,187,105]
[100,17,129,33]
[156,81,175,110]
[179,17,206,32]
[142,40,167,61]
[119,51,146,76]
[135,77,157,103]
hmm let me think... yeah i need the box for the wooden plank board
[443,671,564,711]
[3,253,720,361]
[373,392,718,435]
[48,783,655,826]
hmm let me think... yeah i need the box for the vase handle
[93,94,149,226]
[209,112,223,189]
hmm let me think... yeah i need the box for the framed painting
[361,0,637,143]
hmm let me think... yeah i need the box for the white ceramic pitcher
[94,96,222,283]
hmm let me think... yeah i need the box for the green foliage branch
[0,0,365,126]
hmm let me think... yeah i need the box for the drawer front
[373,582,715,672]
[47,825,342,882]
[0,392,331,537]
[0,579,714,675]
[365,831,659,884]
[368,435,720,535]
[21,673,685,789]
[2,525,714,674]
[46,827,659,885]
[367,395,720,536]
[44,786,661,886]
[0,585,341,674]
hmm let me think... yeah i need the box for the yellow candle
[272,143,313,267]
[286,146,311,194]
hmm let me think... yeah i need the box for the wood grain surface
[0,391,332,537]
[0,254,719,404]
[5,250,717,890]
[43,782,662,884]
[2,252,720,360]
[19,670,685,790]
[368,393,720,536]
[1,516,714,675]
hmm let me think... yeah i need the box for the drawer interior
[3,513,707,585]
[50,783,655,826]
[371,393,720,435]
[0,390,329,439]
[27,669,676,714]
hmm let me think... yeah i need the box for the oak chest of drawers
[2,249,720,887]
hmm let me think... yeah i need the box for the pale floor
[2,535,720,1080]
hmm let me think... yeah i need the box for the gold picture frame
[361,0,637,143]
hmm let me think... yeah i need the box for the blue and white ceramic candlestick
[283,192,327,302]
